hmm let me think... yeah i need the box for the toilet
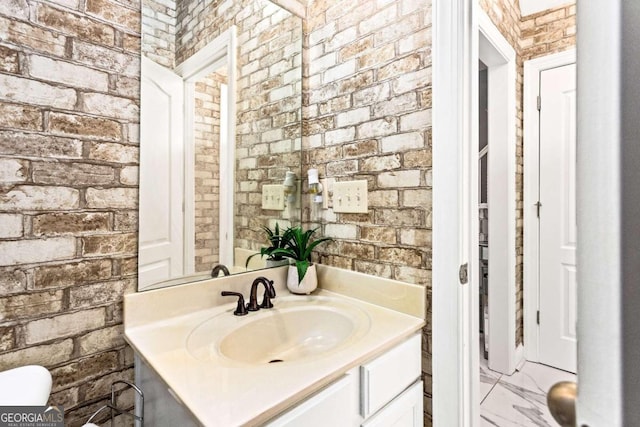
[0,365,52,406]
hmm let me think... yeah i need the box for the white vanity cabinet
[266,333,423,427]
[135,356,200,427]
[264,372,361,426]
[126,279,426,427]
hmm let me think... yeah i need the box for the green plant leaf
[303,236,332,260]
[295,260,310,283]
[269,247,297,259]
[245,222,293,267]
[245,253,256,268]
[265,226,332,279]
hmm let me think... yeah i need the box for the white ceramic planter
[266,258,290,268]
[287,264,318,295]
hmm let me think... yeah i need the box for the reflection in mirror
[139,27,237,290]
[139,0,303,291]
[192,67,228,274]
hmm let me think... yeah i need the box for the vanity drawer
[360,333,422,418]
[265,371,359,427]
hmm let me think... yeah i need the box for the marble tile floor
[479,353,577,426]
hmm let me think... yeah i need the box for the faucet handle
[221,291,248,316]
[260,280,276,309]
[267,280,276,298]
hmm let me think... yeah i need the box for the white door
[138,58,185,289]
[538,63,577,373]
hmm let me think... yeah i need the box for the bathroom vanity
[124,266,425,426]
[265,333,423,427]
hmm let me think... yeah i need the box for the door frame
[433,1,519,424]
[523,48,576,363]
[435,0,631,424]
[478,9,520,375]
[175,26,237,270]
[432,0,478,425]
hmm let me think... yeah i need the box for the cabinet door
[135,356,199,427]
[360,334,422,417]
[362,381,423,427]
[265,372,360,427]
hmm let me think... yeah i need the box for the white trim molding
[523,48,576,363]
[520,0,572,17]
[432,0,478,426]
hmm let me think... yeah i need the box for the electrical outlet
[262,184,285,210]
[332,180,368,213]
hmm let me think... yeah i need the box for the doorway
[478,60,489,377]
[477,9,519,377]
[524,49,577,373]
[434,0,631,425]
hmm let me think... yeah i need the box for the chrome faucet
[247,277,276,311]
[211,264,230,277]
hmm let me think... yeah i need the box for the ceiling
[519,0,573,17]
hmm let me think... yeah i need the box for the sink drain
[268,359,284,364]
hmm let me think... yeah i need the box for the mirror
[138,0,303,291]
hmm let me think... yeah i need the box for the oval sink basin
[187,297,371,364]
[220,307,354,364]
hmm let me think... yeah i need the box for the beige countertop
[124,266,425,426]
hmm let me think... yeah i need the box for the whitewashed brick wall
[303,0,433,422]
[521,3,575,60]
[141,0,176,68]
[0,0,140,424]
[193,72,225,272]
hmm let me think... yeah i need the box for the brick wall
[194,72,225,272]
[174,0,303,253]
[0,0,140,425]
[141,0,176,68]
[521,3,575,61]
[480,0,576,346]
[302,0,433,422]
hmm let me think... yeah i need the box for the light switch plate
[262,184,285,210]
[333,180,368,213]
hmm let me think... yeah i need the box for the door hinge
[535,201,542,218]
[537,95,541,111]
[459,263,468,285]
[537,310,540,325]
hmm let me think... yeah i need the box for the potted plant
[245,223,291,269]
[270,226,333,294]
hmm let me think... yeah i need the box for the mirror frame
[174,26,238,269]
